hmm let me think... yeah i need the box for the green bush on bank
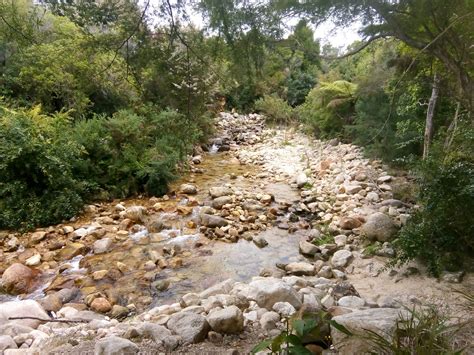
[255,94,295,124]
[0,104,205,230]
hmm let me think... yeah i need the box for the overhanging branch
[320,34,386,60]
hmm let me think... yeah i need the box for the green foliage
[394,155,474,275]
[298,80,357,138]
[286,70,316,107]
[255,95,295,124]
[251,311,337,354]
[0,106,85,230]
[73,107,198,198]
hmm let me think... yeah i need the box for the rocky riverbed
[0,113,472,354]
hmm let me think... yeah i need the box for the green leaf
[250,339,272,354]
[287,344,313,355]
[286,334,303,346]
[271,332,287,352]
[329,320,353,336]
[292,318,318,337]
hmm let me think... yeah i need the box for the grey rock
[94,336,139,355]
[200,214,229,228]
[207,306,244,334]
[0,300,48,329]
[338,296,365,308]
[331,308,407,354]
[252,235,268,248]
[331,250,353,268]
[285,262,315,276]
[180,183,198,195]
[167,312,209,344]
[260,311,280,331]
[247,278,302,309]
[272,302,296,317]
[211,196,233,209]
[361,212,398,242]
[209,186,233,198]
[299,240,319,257]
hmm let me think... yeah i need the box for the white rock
[0,301,48,329]
[338,296,365,308]
[259,311,280,331]
[25,254,41,266]
[331,250,353,268]
[246,278,302,309]
[94,336,139,355]
[272,302,296,317]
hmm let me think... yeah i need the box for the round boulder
[1,263,36,295]
[361,212,398,242]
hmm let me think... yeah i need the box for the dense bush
[0,106,85,230]
[74,107,201,198]
[255,94,295,124]
[394,155,474,275]
[298,80,357,138]
[0,104,204,230]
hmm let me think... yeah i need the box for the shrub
[298,80,357,138]
[394,156,474,275]
[73,107,199,198]
[255,94,295,124]
[0,106,85,230]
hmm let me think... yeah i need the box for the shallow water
[1,149,304,310]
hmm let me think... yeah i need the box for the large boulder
[0,300,49,329]
[207,306,244,334]
[0,335,17,352]
[331,308,406,354]
[246,278,302,309]
[1,263,36,295]
[361,213,398,242]
[95,336,139,355]
[167,312,209,344]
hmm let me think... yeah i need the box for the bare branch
[320,35,386,60]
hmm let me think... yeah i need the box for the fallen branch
[8,316,88,324]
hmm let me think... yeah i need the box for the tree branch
[8,316,88,324]
[320,35,386,60]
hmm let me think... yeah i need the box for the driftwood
[8,316,88,324]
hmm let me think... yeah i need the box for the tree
[273,0,474,115]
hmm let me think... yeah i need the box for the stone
[200,214,229,228]
[331,308,406,354]
[136,322,172,343]
[331,250,353,268]
[285,262,315,276]
[246,278,302,309]
[361,212,398,242]
[58,242,87,260]
[125,206,147,223]
[93,238,113,254]
[30,231,47,244]
[366,192,379,202]
[260,311,280,331]
[0,300,49,329]
[167,312,210,344]
[39,293,63,312]
[317,266,333,279]
[211,196,233,209]
[25,254,41,266]
[199,279,235,299]
[1,263,36,295]
[339,217,362,230]
[209,186,233,198]
[333,235,347,247]
[95,336,139,355]
[180,183,198,195]
[296,173,309,188]
[377,175,392,183]
[252,235,268,248]
[272,302,296,317]
[180,293,201,307]
[345,185,362,194]
[207,306,244,334]
[338,296,365,308]
[111,305,129,319]
[90,298,112,313]
[0,335,17,352]
[321,295,335,308]
[299,240,319,256]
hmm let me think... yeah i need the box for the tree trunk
[423,73,440,159]
[444,100,461,151]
